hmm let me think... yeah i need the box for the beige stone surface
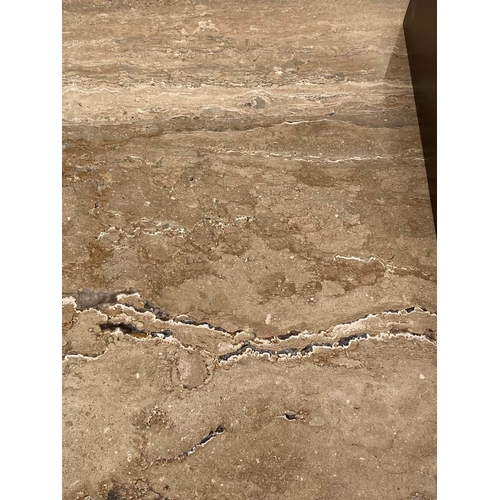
[62,0,436,498]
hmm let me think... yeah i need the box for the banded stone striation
[63,0,436,498]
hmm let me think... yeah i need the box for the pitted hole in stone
[278,411,303,421]
[245,95,268,109]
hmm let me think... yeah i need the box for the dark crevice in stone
[275,329,302,340]
[198,425,225,445]
[105,487,122,500]
[94,321,435,361]
[143,301,171,320]
[63,290,436,341]
[99,323,173,339]
[219,334,371,361]
[172,317,244,335]
[424,329,437,342]
[337,332,369,347]
[390,327,436,342]
[157,425,225,464]
[100,322,145,335]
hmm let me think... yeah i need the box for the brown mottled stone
[63,0,436,498]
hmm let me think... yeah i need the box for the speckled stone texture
[62,0,436,498]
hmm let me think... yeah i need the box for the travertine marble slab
[62,0,436,498]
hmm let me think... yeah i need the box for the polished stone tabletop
[62,0,436,498]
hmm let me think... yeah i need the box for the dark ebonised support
[404,0,437,232]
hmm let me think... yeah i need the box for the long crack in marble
[62,292,436,364]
